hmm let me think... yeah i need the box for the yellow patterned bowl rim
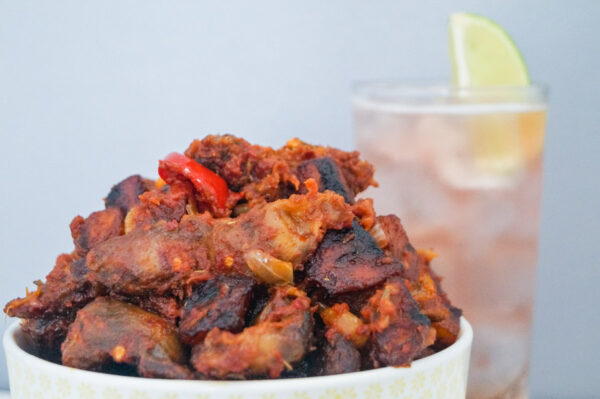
[4,317,472,396]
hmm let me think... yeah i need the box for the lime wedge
[449,12,530,86]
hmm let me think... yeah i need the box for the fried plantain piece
[62,297,193,379]
[306,220,404,295]
[179,276,256,345]
[361,278,435,368]
[190,286,313,379]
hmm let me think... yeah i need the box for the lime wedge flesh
[449,12,530,86]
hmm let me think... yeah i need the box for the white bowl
[4,318,472,399]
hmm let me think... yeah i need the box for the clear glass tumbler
[353,83,547,399]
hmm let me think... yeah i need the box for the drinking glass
[353,83,547,399]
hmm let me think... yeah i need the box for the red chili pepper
[158,152,231,214]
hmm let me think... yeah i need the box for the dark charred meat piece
[361,278,436,368]
[70,208,123,256]
[86,218,212,297]
[332,288,379,315]
[306,220,404,295]
[431,307,462,350]
[278,138,376,197]
[109,294,182,324]
[62,297,193,379]
[244,284,270,326]
[136,295,182,324]
[322,330,361,375]
[180,276,255,345]
[373,215,419,280]
[415,346,437,360]
[4,255,101,351]
[280,350,321,378]
[295,157,354,203]
[4,254,101,320]
[20,316,73,360]
[105,175,153,215]
[123,181,193,233]
[191,286,313,379]
[405,250,462,349]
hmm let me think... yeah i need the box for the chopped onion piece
[369,222,389,249]
[244,249,294,285]
[319,303,369,348]
[123,210,135,234]
[232,203,250,217]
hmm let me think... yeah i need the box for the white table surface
[0,391,9,399]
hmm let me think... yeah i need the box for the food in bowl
[4,135,462,380]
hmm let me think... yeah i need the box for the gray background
[1,1,598,397]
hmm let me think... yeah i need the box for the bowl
[4,318,472,399]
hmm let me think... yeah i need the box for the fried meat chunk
[62,297,193,379]
[185,135,300,204]
[306,220,404,295]
[371,215,419,280]
[369,216,461,349]
[184,135,375,205]
[5,255,99,320]
[70,208,123,256]
[405,250,462,349]
[86,218,212,297]
[124,181,193,233]
[209,185,354,276]
[294,157,354,203]
[19,317,73,360]
[322,330,361,375]
[361,279,435,368]
[191,286,313,379]
[179,276,256,345]
[279,138,376,196]
[105,174,153,215]
[4,254,102,352]
[108,294,182,324]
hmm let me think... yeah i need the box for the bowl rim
[4,317,472,391]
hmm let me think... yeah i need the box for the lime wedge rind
[449,12,530,87]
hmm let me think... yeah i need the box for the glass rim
[352,80,548,105]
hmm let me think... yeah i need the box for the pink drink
[353,84,546,398]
